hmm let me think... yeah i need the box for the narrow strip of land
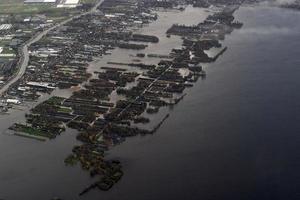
[0,0,104,95]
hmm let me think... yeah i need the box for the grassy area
[0,0,24,3]
[81,0,98,4]
[57,106,72,113]
[13,124,52,139]
[0,0,79,15]
[0,0,48,14]
[64,154,79,166]
[0,47,16,57]
[0,0,99,15]
[1,47,15,54]
[33,96,72,113]
[20,125,46,135]
[0,40,11,46]
[0,5,74,15]
[47,96,65,105]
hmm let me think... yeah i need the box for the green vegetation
[57,106,72,113]
[47,96,65,105]
[0,0,23,3]
[0,41,11,46]
[0,0,78,16]
[11,123,53,139]
[0,3,51,14]
[65,154,79,166]
[1,47,15,54]
[31,96,73,115]
[81,0,98,4]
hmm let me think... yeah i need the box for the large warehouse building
[24,0,80,8]
[24,0,58,3]
[57,0,80,8]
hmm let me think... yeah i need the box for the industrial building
[24,0,80,8]
[0,24,12,31]
[24,0,58,3]
[57,0,80,8]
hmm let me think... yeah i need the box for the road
[0,0,104,95]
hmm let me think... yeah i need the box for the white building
[0,24,12,30]
[24,0,57,3]
[57,0,80,8]
[6,99,21,105]
[26,81,56,89]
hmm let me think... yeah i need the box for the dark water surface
[92,6,300,200]
[0,5,299,200]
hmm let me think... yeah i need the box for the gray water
[87,5,300,200]
[0,5,299,200]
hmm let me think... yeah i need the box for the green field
[1,0,24,3]
[0,0,54,14]
[81,0,98,3]
[0,0,87,15]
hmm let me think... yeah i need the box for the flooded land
[0,0,299,200]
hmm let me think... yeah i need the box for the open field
[0,0,55,14]
[0,0,86,15]
[0,0,24,3]
[81,0,98,3]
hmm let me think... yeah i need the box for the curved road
[0,0,104,95]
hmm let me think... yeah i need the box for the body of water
[0,5,299,200]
